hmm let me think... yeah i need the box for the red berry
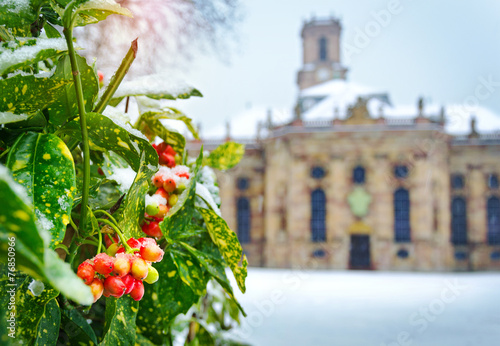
[130,257,149,280]
[116,245,125,254]
[159,152,175,167]
[112,253,131,277]
[122,274,136,294]
[155,187,169,199]
[89,278,104,303]
[164,144,176,157]
[139,238,164,262]
[104,276,126,298]
[103,289,111,298]
[127,238,141,250]
[163,178,176,193]
[98,70,104,83]
[129,279,144,301]
[77,261,95,285]
[157,204,169,218]
[152,174,165,188]
[142,221,162,238]
[177,172,190,179]
[94,253,115,276]
[97,167,104,176]
[156,142,168,154]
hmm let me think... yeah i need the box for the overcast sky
[171,0,500,137]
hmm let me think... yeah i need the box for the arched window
[311,166,325,179]
[237,197,251,244]
[488,174,499,189]
[237,177,249,190]
[451,197,467,245]
[394,165,409,179]
[487,196,500,245]
[353,166,365,184]
[451,174,464,189]
[319,37,327,61]
[311,189,326,242]
[394,188,410,242]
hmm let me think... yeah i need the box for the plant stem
[63,27,90,234]
[97,229,102,254]
[96,218,138,253]
[93,210,119,227]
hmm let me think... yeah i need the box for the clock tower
[297,16,348,90]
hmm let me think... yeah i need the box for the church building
[189,17,500,271]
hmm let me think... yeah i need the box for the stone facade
[188,18,500,271]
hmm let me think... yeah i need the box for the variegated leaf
[136,111,186,157]
[61,306,98,345]
[101,296,138,345]
[206,142,245,171]
[197,207,248,293]
[6,132,76,249]
[170,249,207,296]
[0,75,71,119]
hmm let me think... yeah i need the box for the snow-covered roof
[203,78,500,139]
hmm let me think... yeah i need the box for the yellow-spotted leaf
[0,1,37,37]
[170,249,207,296]
[197,207,248,293]
[139,109,199,140]
[0,37,68,75]
[62,112,158,171]
[0,75,72,122]
[101,296,138,345]
[206,142,245,171]
[0,164,45,278]
[61,307,99,345]
[34,298,61,345]
[136,111,186,157]
[57,0,132,29]
[14,278,59,343]
[119,152,156,239]
[6,132,76,249]
[48,54,99,126]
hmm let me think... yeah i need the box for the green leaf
[0,37,68,75]
[206,142,245,171]
[6,132,76,249]
[0,164,45,277]
[180,242,246,316]
[0,1,37,37]
[111,74,203,101]
[34,298,61,345]
[0,75,72,120]
[58,0,132,29]
[101,296,138,345]
[185,321,215,346]
[197,207,248,293]
[61,307,99,345]
[119,152,156,239]
[161,151,203,240]
[62,112,158,171]
[139,109,199,140]
[136,254,202,342]
[170,250,207,296]
[48,53,99,126]
[136,111,186,157]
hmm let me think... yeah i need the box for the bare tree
[75,0,242,76]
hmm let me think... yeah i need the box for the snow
[102,112,148,141]
[2,0,30,13]
[195,183,220,215]
[0,37,67,75]
[198,166,220,205]
[28,279,44,296]
[145,193,167,207]
[226,268,500,346]
[113,74,198,99]
[108,166,136,193]
[0,111,28,125]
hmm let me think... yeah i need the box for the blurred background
[80,1,500,345]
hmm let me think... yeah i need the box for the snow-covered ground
[228,268,500,346]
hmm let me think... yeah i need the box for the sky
[169,0,500,138]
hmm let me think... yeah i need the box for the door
[349,235,371,269]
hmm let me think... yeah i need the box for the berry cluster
[141,142,191,238]
[77,237,164,302]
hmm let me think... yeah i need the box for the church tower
[297,17,348,90]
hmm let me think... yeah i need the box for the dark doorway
[349,235,371,269]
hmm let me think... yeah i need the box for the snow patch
[113,74,197,99]
[145,193,167,207]
[108,167,137,193]
[28,279,45,296]
[195,183,220,216]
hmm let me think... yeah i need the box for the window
[237,177,249,190]
[487,196,500,245]
[353,166,365,184]
[488,174,499,189]
[319,37,327,61]
[311,166,326,179]
[311,189,326,242]
[237,198,251,243]
[451,174,464,189]
[396,249,409,259]
[394,188,411,242]
[394,165,409,179]
[451,197,467,245]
